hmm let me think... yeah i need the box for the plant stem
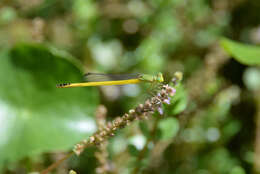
[254,91,260,174]
[40,152,74,174]
[132,117,159,174]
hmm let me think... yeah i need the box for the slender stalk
[132,117,159,174]
[254,91,260,174]
[40,152,74,174]
[95,105,112,174]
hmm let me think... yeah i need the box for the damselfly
[56,72,164,88]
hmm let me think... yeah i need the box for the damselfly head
[157,72,164,83]
[56,83,70,88]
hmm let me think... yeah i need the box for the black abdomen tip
[56,83,70,88]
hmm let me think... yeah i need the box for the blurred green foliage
[158,117,179,140]
[0,0,260,174]
[221,38,260,66]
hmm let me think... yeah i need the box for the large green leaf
[0,43,99,167]
[220,38,260,66]
[158,117,179,141]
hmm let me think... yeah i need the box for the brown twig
[254,91,260,173]
[40,152,74,174]
[95,105,114,174]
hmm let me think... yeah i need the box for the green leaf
[0,43,99,167]
[158,117,179,140]
[127,144,140,157]
[222,120,241,142]
[230,166,246,174]
[170,84,188,115]
[220,38,260,65]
